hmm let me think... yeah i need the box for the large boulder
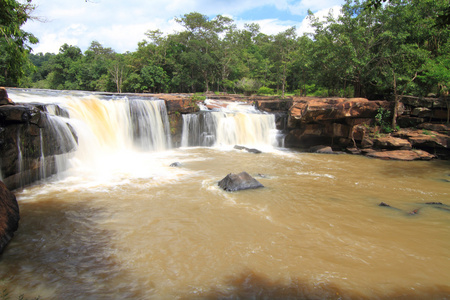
[218,172,264,192]
[366,149,435,161]
[0,180,19,254]
[373,136,412,150]
[0,87,15,106]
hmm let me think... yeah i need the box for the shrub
[257,86,274,95]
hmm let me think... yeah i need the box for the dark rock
[234,145,262,154]
[417,123,450,133]
[0,104,78,189]
[255,99,294,112]
[397,116,425,128]
[0,88,15,106]
[247,148,262,154]
[0,180,19,254]
[218,171,264,192]
[309,145,334,154]
[400,95,447,109]
[346,147,361,155]
[411,107,432,118]
[170,162,182,167]
[379,202,391,207]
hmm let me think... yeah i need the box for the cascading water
[181,99,279,150]
[4,90,172,185]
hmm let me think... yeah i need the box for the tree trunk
[392,71,398,130]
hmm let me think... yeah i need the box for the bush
[257,86,274,95]
[235,77,261,95]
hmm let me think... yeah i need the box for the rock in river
[218,172,264,192]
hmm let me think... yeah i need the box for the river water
[0,90,449,299]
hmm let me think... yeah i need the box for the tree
[271,27,297,97]
[375,0,449,128]
[0,0,38,86]
[175,12,233,92]
[365,0,450,27]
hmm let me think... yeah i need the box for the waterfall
[181,100,278,149]
[65,97,171,155]
[4,90,173,187]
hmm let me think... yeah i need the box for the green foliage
[257,86,274,95]
[375,107,399,133]
[0,0,38,86]
[235,77,261,95]
[18,2,450,99]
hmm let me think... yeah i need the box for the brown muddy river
[1,148,449,299]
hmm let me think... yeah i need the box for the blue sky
[23,0,344,54]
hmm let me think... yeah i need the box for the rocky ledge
[0,180,19,254]
[256,96,450,161]
[0,88,78,190]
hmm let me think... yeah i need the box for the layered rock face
[0,180,19,254]
[0,89,77,190]
[280,97,392,149]
[257,96,449,160]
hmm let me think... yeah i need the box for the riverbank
[149,92,450,161]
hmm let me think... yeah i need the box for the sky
[23,0,344,54]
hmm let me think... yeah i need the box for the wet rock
[309,145,334,154]
[0,180,19,254]
[234,145,262,154]
[0,88,15,106]
[366,150,435,161]
[0,104,78,189]
[218,171,264,192]
[346,147,361,155]
[379,202,391,207]
[170,162,182,167]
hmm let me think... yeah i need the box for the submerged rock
[0,181,19,254]
[233,145,262,154]
[218,171,264,192]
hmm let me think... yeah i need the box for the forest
[2,0,450,100]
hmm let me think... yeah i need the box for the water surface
[1,148,449,299]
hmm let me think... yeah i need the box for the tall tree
[271,27,297,98]
[175,12,233,92]
[0,0,38,86]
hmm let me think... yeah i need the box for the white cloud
[23,0,344,54]
[297,5,342,35]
